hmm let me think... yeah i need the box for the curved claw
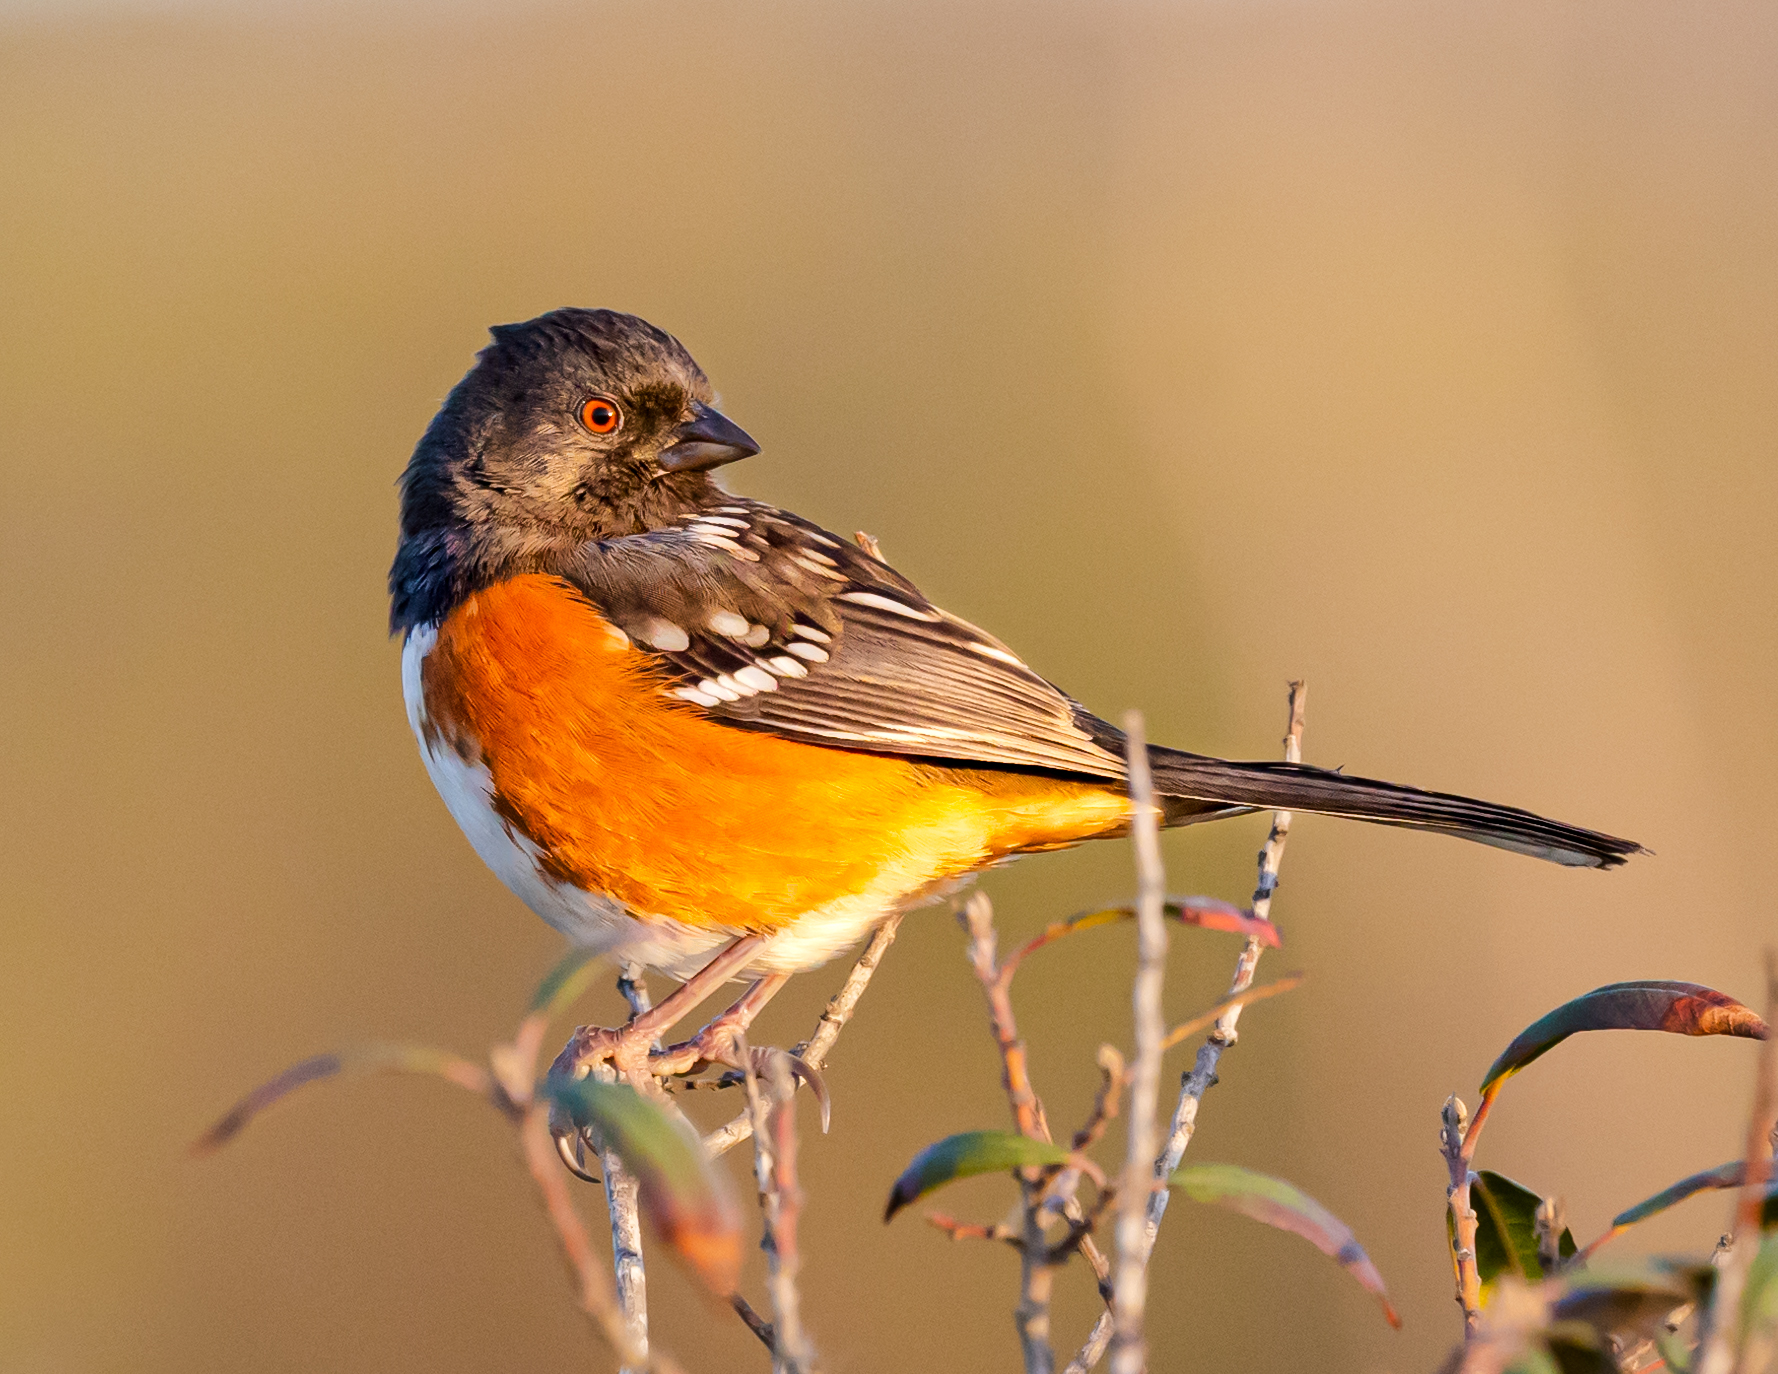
[752,1048,832,1133]
[552,1125,602,1184]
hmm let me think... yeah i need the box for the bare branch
[961,892,1051,1143]
[731,1293,776,1352]
[745,1046,820,1374]
[928,1211,1023,1247]
[1440,1095,1482,1332]
[517,1106,682,1374]
[1158,974,1304,1053]
[604,963,654,1373]
[957,891,1058,1372]
[1067,682,1306,1374]
[1108,710,1168,1374]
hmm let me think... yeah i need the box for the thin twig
[605,964,654,1372]
[1158,973,1304,1052]
[929,1211,1023,1247]
[1108,710,1168,1374]
[704,916,903,1158]
[728,1294,778,1350]
[768,1051,818,1373]
[1035,1049,1123,1305]
[1695,949,1778,1374]
[962,893,1051,1142]
[1441,1095,1483,1332]
[731,1293,777,1351]
[1048,1187,1121,1266]
[518,1106,679,1373]
[745,1046,819,1373]
[960,891,1057,1373]
[1066,682,1306,1374]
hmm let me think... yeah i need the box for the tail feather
[1146,747,1643,869]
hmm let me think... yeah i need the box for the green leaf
[1167,1163,1400,1328]
[883,1130,1069,1221]
[529,944,606,1021]
[1501,1349,1563,1374]
[1465,1171,1576,1290]
[1740,1235,1778,1360]
[192,1042,492,1154]
[1480,981,1769,1095]
[1614,1160,1745,1231]
[546,1077,742,1294]
[1544,1335,1619,1374]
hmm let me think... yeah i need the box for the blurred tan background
[2,1,1774,1370]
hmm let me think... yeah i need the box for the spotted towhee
[389,308,1640,986]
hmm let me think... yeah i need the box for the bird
[389,307,1639,1065]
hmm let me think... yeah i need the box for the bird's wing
[559,501,1126,779]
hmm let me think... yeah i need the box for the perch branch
[703,916,904,1158]
[518,1105,679,1373]
[1066,681,1306,1374]
[605,963,654,1372]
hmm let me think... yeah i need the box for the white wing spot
[839,591,939,621]
[699,676,740,703]
[733,665,778,693]
[792,624,832,644]
[708,610,750,637]
[791,555,847,581]
[675,685,721,707]
[699,515,750,530]
[743,623,771,647]
[638,618,690,652]
[798,547,838,568]
[766,655,808,678]
[715,673,749,697]
[787,642,830,663]
[967,641,1024,666]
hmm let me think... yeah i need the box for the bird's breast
[401,574,1130,968]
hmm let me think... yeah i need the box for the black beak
[657,402,760,472]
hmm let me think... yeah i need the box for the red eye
[580,397,622,434]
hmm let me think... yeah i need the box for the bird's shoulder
[551,500,1126,778]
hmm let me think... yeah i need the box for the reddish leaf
[1168,1163,1401,1328]
[547,1077,743,1294]
[191,1043,492,1155]
[1005,896,1280,974]
[884,1130,1069,1222]
[1480,981,1769,1094]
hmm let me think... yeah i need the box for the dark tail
[1146,746,1643,869]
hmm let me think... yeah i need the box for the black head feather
[389,309,742,631]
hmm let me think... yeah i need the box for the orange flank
[418,575,1131,934]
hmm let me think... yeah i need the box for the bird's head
[389,308,758,630]
[398,307,758,547]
